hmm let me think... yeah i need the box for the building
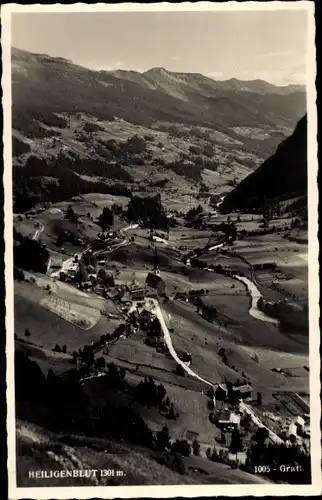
[287,423,298,440]
[130,287,146,300]
[216,411,241,429]
[145,272,166,296]
[232,384,252,401]
[294,415,305,432]
[214,384,228,401]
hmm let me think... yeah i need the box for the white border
[2,2,320,498]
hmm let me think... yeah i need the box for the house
[130,287,146,300]
[214,384,228,401]
[145,272,166,295]
[232,384,252,401]
[294,415,305,432]
[287,423,298,440]
[185,430,199,442]
[216,411,240,429]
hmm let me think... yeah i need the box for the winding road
[32,222,44,241]
[128,296,284,445]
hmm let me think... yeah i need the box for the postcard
[3,2,320,498]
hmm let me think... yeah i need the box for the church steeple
[153,247,158,271]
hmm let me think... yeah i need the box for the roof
[217,411,241,425]
[294,416,305,426]
[215,383,228,392]
[232,384,252,393]
[145,272,166,289]
[288,423,298,436]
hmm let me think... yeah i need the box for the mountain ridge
[11,47,306,137]
[220,114,307,213]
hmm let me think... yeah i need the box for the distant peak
[144,67,171,75]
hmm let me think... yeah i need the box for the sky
[11,9,308,86]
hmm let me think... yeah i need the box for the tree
[96,357,105,369]
[185,204,203,221]
[252,427,269,447]
[210,446,219,462]
[229,428,243,457]
[206,447,212,460]
[66,204,75,219]
[155,426,171,451]
[76,261,88,283]
[24,328,31,337]
[175,365,185,377]
[98,206,114,230]
[172,439,191,457]
[149,317,162,339]
[192,439,201,456]
[62,345,67,353]
[106,363,126,388]
[82,345,94,367]
[201,303,217,322]
[257,392,263,405]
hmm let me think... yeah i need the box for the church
[145,247,166,296]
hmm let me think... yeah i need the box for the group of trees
[245,428,311,483]
[167,161,203,182]
[135,377,167,407]
[13,153,132,213]
[155,426,202,459]
[98,206,114,230]
[135,376,179,421]
[126,194,168,230]
[13,229,49,274]
[200,303,217,322]
[185,204,203,221]
[97,268,115,287]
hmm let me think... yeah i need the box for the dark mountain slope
[220,114,307,213]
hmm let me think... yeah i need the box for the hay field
[39,294,101,330]
[14,282,121,351]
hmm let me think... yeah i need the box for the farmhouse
[130,287,146,300]
[287,423,298,440]
[294,415,305,432]
[215,411,241,429]
[145,272,166,295]
[232,384,252,400]
[214,383,228,401]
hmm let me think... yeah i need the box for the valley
[11,48,310,487]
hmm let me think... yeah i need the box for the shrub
[157,452,186,475]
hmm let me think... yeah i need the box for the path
[129,298,214,387]
[32,221,44,241]
[128,297,285,445]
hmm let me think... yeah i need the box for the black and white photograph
[3,2,320,497]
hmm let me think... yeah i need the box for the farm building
[130,287,146,300]
[215,411,240,429]
[294,415,305,431]
[145,272,166,295]
[214,384,228,401]
[287,423,298,440]
[232,384,252,401]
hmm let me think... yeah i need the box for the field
[14,281,121,353]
